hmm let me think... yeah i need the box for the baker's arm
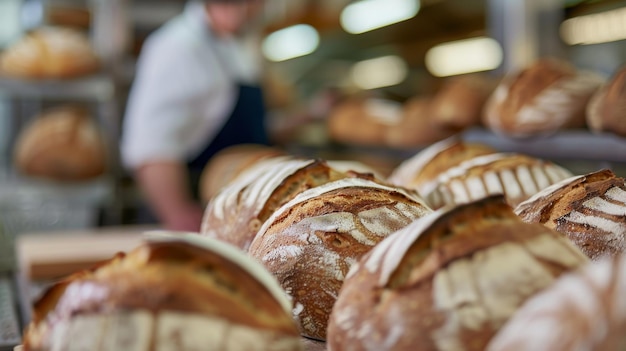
[134,161,204,232]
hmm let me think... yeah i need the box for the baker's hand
[162,202,205,233]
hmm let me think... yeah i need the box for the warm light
[351,55,408,90]
[561,6,626,45]
[262,24,320,62]
[341,0,420,34]
[425,37,503,77]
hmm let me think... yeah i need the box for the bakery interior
[1,0,626,349]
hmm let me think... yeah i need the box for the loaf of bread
[387,137,496,196]
[199,144,287,203]
[327,196,588,351]
[586,66,626,137]
[384,97,456,148]
[515,169,626,260]
[1,27,99,79]
[488,254,626,351]
[248,177,432,341]
[327,97,401,146]
[483,58,604,138]
[201,158,351,251]
[23,232,302,351]
[430,74,496,130]
[14,106,107,181]
[425,152,573,209]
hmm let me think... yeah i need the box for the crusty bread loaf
[515,169,626,260]
[586,66,626,137]
[430,74,497,130]
[1,27,99,79]
[327,97,401,146]
[483,58,604,138]
[387,137,496,196]
[384,97,456,148]
[200,158,351,251]
[23,233,302,351]
[199,144,287,203]
[488,254,626,351]
[425,153,573,209]
[327,196,588,351]
[248,178,432,341]
[14,106,107,181]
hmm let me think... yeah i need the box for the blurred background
[0,0,624,231]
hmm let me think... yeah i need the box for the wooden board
[16,225,154,280]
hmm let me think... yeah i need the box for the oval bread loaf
[586,66,626,137]
[23,233,302,351]
[249,177,432,341]
[327,196,588,351]
[515,169,626,260]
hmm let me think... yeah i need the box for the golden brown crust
[327,98,391,146]
[384,97,456,148]
[483,58,603,137]
[24,238,301,351]
[201,159,349,251]
[328,196,588,351]
[388,137,496,195]
[249,178,432,341]
[13,106,107,181]
[587,66,626,136]
[1,27,99,79]
[431,74,497,130]
[515,169,626,260]
[199,144,287,203]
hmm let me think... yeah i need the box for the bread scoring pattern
[250,177,432,341]
[488,254,626,351]
[425,153,572,209]
[516,169,626,259]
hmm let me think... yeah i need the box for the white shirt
[121,1,262,170]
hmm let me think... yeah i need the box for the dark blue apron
[187,83,269,197]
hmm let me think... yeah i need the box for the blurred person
[121,0,268,232]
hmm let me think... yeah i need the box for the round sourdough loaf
[488,254,626,351]
[1,26,99,79]
[515,169,626,260]
[483,58,604,138]
[387,137,496,197]
[23,233,302,351]
[199,144,287,203]
[248,177,432,340]
[200,158,351,251]
[430,74,497,130]
[384,97,456,148]
[424,152,573,209]
[586,66,626,137]
[14,106,107,181]
[327,196,588,351]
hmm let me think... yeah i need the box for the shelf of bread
[0,74,114,101]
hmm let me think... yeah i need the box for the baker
[122,0,269,232]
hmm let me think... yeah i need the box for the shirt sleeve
[121,30,213,170]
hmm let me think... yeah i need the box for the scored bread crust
[515,169,626,260]
[249,177,432,341]
[425,153,573,210]
[14,106,107,181]
[587,66,626,137]
[200,158,350,250]
[483,58,604,138]
[327,196,588,351]
[487,254,626,351]
[24,237,301,351]
[198,144,287,203]
[387,137,496,196]
[1,27,99,79]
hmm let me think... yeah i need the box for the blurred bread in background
[327,97,397,146]
[0,26,99,79]
[587,66,626,137]
[483,58,604,138]
[14,106,107,181]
